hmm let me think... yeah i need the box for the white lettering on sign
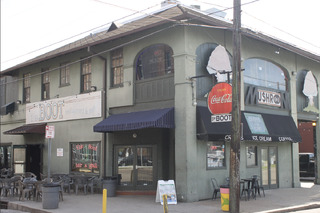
[210,94,232,105]
[211,114,232,123]
[252,135,272,142]
[279,137,293,142]
[26,91,101,124]
[258,89,281,107]
[39,101,64,121]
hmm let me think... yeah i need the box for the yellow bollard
[163,194,168,213]
[102,189,107,213]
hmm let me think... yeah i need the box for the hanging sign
[207,82,232,115]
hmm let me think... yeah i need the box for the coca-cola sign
[207,83,232,114]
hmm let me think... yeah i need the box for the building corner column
[174,52,198,202]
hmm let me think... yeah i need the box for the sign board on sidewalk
[155,180,177,205]
[45,125,55,139]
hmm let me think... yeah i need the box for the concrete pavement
[1,182,320,213]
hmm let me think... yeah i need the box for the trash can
[102,176,117,197]
[220,185,229,212]
[42,183,60,209]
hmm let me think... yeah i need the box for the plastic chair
[74,176,88,195]
[18,180,34,201]
[35,181,45,201]
[87,176,98,194]
[23,172,37,179]
[62,175,73,193]
[211,178,220,199]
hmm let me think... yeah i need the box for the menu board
[244,113,269,135]
[155,180,177,205]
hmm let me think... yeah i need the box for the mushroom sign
[206,45,231,82]
[303,71,319,113]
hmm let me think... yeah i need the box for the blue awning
[93,107,174,132]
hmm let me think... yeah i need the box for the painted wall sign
[26,91,101,124]
[258,89,281,107]
[207,82,232,115]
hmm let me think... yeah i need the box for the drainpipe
[88,46,107,178]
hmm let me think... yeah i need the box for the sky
[1,0,320,71]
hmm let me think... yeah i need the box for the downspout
[88,46,107,178]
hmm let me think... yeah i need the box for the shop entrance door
[261,147,278,189]
[13,145,41,179]
[115,145,156,190]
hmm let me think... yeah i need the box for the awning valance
[197,106,302,143]
[0,102,15,115]
[94,107,174,132]
[3,123,47,135]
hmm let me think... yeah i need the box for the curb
[256,203,320,213]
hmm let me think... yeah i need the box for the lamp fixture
[16,100,22,104]
[90,86,97,92]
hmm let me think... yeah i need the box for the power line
[1,1,161,65]
[1,0,250,67]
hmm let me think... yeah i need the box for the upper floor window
[135,44,174,80]
[60,62,70,86]
[23,73,31,103]
[42,68,50,100]
[81,58,91,93]
[111,48,123,87]
[244,58,287,91]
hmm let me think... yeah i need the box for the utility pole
[230,0,241,212]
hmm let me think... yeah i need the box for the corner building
[1,3,320,202]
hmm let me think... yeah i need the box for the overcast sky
[1,0,319,71]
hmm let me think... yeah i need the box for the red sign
[45,125,55,139]
[207,83,232,114]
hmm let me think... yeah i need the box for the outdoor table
[241,178,254,200]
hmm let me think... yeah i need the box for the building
[1,3,320,202]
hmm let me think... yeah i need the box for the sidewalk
[1,182,320,213]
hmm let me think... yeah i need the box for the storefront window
[207,142,225,169]
[246,146,258,167]
[244,58,287,91]
[71,142,100,174]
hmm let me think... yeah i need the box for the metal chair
[211,178,220,199]
[252,175,265,198]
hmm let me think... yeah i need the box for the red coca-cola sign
[207,82,232,114]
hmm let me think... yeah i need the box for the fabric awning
[94,107,174,132]
[197,106,302,143]
[0,102,15,115]
[3,123,47,135]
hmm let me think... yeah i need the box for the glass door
[115,145,155,190]
[261,146,278,189]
